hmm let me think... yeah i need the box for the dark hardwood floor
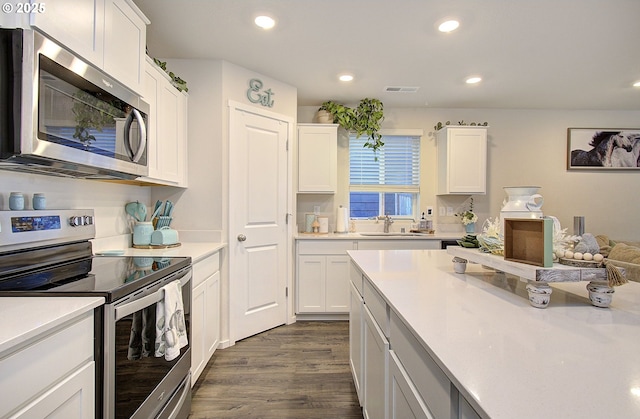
[189,321,363,419]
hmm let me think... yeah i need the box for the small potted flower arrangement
[456,198,478,233]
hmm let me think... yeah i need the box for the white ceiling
[134,0,640,110]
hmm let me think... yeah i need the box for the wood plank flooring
[189,321,363,419]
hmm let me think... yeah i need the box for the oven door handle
[114,271,192,321]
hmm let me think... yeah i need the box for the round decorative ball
[593,253,604,262]
[583,252,593,261]
[573,252,583,260]
[565,251,574,259]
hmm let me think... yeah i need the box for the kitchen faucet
[377,214,394,233]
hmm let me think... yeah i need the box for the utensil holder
[133,222,154,245]
[153,216,172,229]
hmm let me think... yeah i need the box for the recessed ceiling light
[633,81,640,87]
[339,74,354,82]
[254,15,275,29]
[438,20,460,33]
[466,76,482,84]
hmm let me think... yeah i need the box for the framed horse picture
[567,128,640,170]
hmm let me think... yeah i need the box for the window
[349,132,421,219]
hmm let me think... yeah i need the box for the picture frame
[567,128,640,170]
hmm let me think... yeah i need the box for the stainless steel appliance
[0,29,149,180]
[0,210,191,419]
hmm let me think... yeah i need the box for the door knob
[237,234,247,242]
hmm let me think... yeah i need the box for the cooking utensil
[150,203,164,221]
[125,201,144,222]
[164,200,174,217]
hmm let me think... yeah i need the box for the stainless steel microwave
[0,28,149,179]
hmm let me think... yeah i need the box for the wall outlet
[426,206,433,216]
[446,207,454,216]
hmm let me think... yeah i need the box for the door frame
[227,100,295,345]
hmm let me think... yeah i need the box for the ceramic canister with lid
[9,192,24,210]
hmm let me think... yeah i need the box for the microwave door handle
[123,109,147,163]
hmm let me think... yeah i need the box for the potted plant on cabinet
[318,98,385,153]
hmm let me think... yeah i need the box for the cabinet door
[140,59,188,186]
[103,0,148,94]
[191,279,207,385]
[364,305,389,419]
[12,362,95,419]
[297,255,325,312]
[325,255,350,312]
[388,351,433,419]
[30,0,105,68]
[437,127,487,194]
[297,124,338,193]
[205,271,221,357]
[349,281,364,405]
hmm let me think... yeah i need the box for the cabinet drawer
[390,311,451,419]
[364,279,388,337]
[193,252,220,288]
[0,314,94,418]
[357,240,441,250]
[297,240,356,255]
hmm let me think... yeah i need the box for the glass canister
[132,222,154,246]
[9,192,24,210]
[33,193,46,210]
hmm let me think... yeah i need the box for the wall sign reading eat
[246,79,275,107]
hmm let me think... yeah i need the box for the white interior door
[229,102,290,343]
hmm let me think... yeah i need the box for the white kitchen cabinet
[297,124,338,193]
[390,311,451,419]
[191,251,221,386]
[349,278,364,404]
[297,255,350,313]
[363,304,389,419]
[436,126,487,194]
[103,0,148,95]
[357,240,441,250]
[29,0,104,67]
[388,350,432,419]
[296,240,355,314]
[29,0,149,95]
[1,312,96,419]
[139,57,188,187]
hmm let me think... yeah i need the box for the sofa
[596,235,640,283]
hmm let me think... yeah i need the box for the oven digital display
[11,216,62,233]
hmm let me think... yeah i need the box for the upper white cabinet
[436,126,487,195]
[102,0,149,94]
[29,0,149,95]
[297,124,338,193]
[139,57,188,187]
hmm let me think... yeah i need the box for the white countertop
[0,297,104,356]
[94,241,226,264]
[348,249,640,419]
[295,232,462,240]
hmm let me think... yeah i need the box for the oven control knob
[83,215,94,225]
[69,216,84,227]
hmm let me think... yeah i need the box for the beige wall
[298,106,640,241]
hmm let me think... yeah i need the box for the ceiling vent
[384,86,420,93]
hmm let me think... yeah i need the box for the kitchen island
[348,249,640,419]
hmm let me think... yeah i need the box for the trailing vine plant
[319,98,385,153]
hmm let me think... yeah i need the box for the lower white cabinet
[1,312,96,419]
[297,255,350,313]
[349,279,364,403]
[191,251,221,386]
[363,304,389,419]
[388,351,432,419]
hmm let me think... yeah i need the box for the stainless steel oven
[0,210,192,419]
[0,29,149,180]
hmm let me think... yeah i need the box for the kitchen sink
[358,232,431,237]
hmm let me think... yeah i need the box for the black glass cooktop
[0,255,191,303]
